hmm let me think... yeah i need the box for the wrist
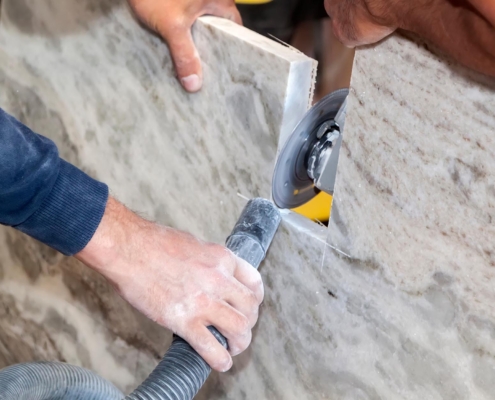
[75,196,134,272]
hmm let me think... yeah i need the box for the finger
[233,257,264,305]
[206,301,252,357]
[222,275,260,328]
[221,5,243,25]
[157,23,203,92]
[181,323,233,372]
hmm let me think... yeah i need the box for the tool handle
[126,198,281,400]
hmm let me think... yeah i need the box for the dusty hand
[76,197,263,371]
[324,0,398,47]
[128,0,241,92]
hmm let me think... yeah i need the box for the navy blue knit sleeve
[0,108,108,255]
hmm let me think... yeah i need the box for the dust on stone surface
[1,228,170,366]
[5,228,61,282]
[59,256,170,358]
[0,293,65,368]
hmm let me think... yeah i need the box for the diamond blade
[272,89,349,209]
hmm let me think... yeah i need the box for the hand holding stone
[128,0,242,92]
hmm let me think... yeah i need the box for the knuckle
[257,284,265,303]
[248,309,260,329]
[247,287,261,308]
[230,330,252,356]
[248,293,259,312]
[208,243,229,258]
[331,22,348,44]
[234,314,250,334]
[194,292,213,310]
[215,247,237,271]
[252,272,264,295]
[240,331,252,350]
[251,269,263,285]
[165,17,188,35]
[174,52,200,72]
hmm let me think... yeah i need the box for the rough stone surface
[1,0,494,398]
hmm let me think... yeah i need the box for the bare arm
[324,0,495,77]
[400,0,495,76]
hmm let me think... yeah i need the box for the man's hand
[128,0,242,92]
[76,197,263,372]
[324,0,495,77]
[323,0,398,47]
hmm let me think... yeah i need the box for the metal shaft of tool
[127,198,281,400]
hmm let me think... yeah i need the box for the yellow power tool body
[235,1,340,222]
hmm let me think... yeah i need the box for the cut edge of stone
[280,209,327,242]
[199,16,315,64]
[276,57,317,161]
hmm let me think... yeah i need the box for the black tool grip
[126,198,281,400]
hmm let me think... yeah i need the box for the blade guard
[272,89,349,209]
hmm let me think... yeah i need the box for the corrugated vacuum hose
[0,362,123,399]
[0,198,282,400]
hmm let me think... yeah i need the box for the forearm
[0,108,108,255]
[399,0,495,76]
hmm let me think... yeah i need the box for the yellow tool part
[235,0,330,222]
[292,192,332,222]
[235,0,273,3]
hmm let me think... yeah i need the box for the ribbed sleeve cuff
[16,159,109,256]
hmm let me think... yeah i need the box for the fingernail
[181,74,202,92]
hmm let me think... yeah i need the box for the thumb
[159,24,203,93]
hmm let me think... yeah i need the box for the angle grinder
[0,89,349,400]
[272,88,349,209]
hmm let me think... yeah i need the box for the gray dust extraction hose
[0,362,123,400]
[0,198,282,400]
[127,198,281,400]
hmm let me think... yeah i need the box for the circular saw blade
[272,89,349,209]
